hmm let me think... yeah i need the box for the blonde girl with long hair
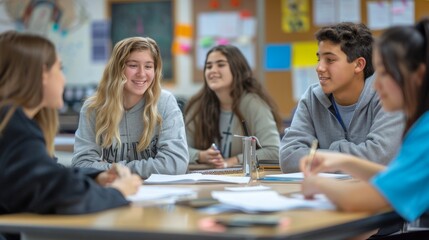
[72,37,188,178]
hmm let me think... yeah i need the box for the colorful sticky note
[240,10,252,18]
[236,36,250,45]
[209,0,220,9]
[216,38,229,45]
[230,0,241,8]
[199,37,214,48]
[265,44,291,71]
[179,42,191,52]
[175,24,193,38]
[292,41,318,67]
[172,39,192,55]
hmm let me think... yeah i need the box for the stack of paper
[144,173,250,184]
[201,191,335,214]
[126,186,196,204]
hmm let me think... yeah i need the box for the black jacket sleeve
[0,114,129,215]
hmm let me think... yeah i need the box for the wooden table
[0,181,401,240]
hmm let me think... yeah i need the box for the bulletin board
[107,0,174,82]
[265,0,429,119]
[192,0,258,82]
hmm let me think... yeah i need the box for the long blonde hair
[0,31,58,156]
[87,37,162,151]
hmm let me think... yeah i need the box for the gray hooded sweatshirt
[280,75,404,173]
[72,90,189,178]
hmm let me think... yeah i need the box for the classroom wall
[168,0,203,97]
[1,0,428,120]
[0,0,107,85]
[264,0,429,118]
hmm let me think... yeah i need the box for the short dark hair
[315,22,374,79]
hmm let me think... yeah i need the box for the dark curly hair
[315,22,374,80]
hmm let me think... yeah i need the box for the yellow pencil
[306,139,318,173]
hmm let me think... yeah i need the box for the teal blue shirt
[372,111,429,221]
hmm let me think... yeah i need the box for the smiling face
[204,51,233,95]
[373,49,404,112]
[316,40,364,102]
[123,50,154,108]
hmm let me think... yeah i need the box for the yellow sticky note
[292,41,318,67]
[175,24,193,38]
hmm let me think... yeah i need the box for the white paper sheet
[126,186,196,203]
[367,1,390,30]
[209,191,335,213]
[391,0,414,26]
[224,185,271,192]
[338,0,361,23]
[313,0,336,26]
[144,173,250,184]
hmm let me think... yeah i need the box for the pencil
[211,143,219,151]
[212,142,227,167]
[211,143,223,156]
[306,139,318,173]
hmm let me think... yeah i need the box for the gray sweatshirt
[186,93,280,164]
[280,75,404,173]
[72,90,189,178]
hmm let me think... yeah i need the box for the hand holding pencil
[300,139,318,177]
[111,163,130,178]
[110,163,142,196]
[95,163,141,196]
[198,143,225,168]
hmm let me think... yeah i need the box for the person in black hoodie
[0,31,142,239]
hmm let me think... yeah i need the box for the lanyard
[221,113,234,157]
[330,95,347,133]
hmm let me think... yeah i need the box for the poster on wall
[196,11,256,70]
[0,0,111,86]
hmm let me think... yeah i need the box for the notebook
[144,173,250,184]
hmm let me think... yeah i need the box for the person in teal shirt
[299,18,429,238]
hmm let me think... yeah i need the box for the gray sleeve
[328,101,403,165]
[122,93,189,178]
[279,96,315,173]
[186,135,200,164]
[184,106,201,164]
[72,103,110,170]
[238,96,280,163]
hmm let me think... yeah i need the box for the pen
[306,139,318,173]
[211,143,223,156]
[212,143,227,168]
[211,142,219,151]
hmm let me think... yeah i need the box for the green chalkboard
[110,0,173,82]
